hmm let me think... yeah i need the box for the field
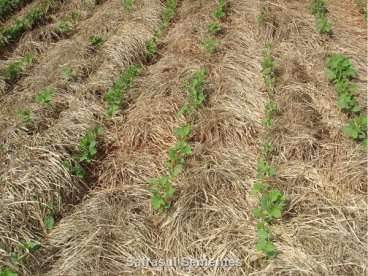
[0,0,367,275]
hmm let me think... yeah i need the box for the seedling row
[148,0,228,211]
[251,43,286,258]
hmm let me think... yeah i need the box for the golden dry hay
[0,0,366,275]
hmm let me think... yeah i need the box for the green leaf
[268,207,282,219]
[251,181,269,194]
[0,267,18,276]
[44,214,55,230]
[152,194,165,210]
[175,124,192,139]
[21,240,41,252]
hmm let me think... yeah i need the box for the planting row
[326,54,367,146]
[0,0,32,21]
[148,0,228,212]
[251,44,286,258]
[311,1,367,147]
[0,0,60,51]
[311,0,332,34]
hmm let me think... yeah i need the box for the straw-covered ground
[0,0,367,275]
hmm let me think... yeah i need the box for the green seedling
[149,175,175,211]
[1,54,34,83]
[62,160,86,178]
[145,37,158,59]
[255,222,277,258]
[60,65,76,81]
[253,189,285,220]
[213,0,226,19]
[17,110,32,124]
[34,87,55,105]
[262,100,278,127]
[44,214,55,230]
[316,16,332,34]
[326,54,357,83]
[311,0,327,17]
[178,69,207,116]
[0,0,25,20]
[261,141,273,157]
[104,64,141,117]
[160,0,176,30]
[89,35,105,48]
[261,45,276,90]
[78,126,103,163]
[256,159,276,179]
[337,92,360,113]
[122,0,134,11]
[202,38,219,54]
[21,240,41,253]
[55,20,73,34]
[343,116,367,141]
[208,22,222,35]
[43,203,56,230]
[0,266,17,276]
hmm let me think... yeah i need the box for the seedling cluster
[311,0,332,34]
[145,0,177,60]
[0,0,27,21]
[202,0,227,55]
[326,54,367,146]
[104,64,141,117]
[122,0,134,12]
[261,44,276,91]
[34,87,55,105]
[149,70,207,212]
[89,35,105,48]
[0,0,56,50]
[0,239,41,275]
[63,126,103,178]
[54,12,80,36]
[1,54,34,84]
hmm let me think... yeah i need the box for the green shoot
[213,0,226,19]
[122,0,134,11]
[311,0,327,17]
[145,37,158,59]
[316,16,332,34]
[178,69,207,116]
[255,222,276,258]
[0,266,17,276]
[44,214,55,230]
[343,116,367,141]
[60,65,76,81]
[326,54,357,83]
[21,240,41,253]
[17,110,32,124]
[262,100,278,127]
[149,176,175,211]
[78,126,103,163]
[310,0,332,34]
[202,38,219,54]
[104,64,141,117]
[160,0,177,31]
[63,160,86,178]
[1,54,34,83]
[256,159,276,179]
[261,45,276,90]
[208,22,222,35]
[34,87,55,105]
[55,21,72,35]
[89,35,105,48]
